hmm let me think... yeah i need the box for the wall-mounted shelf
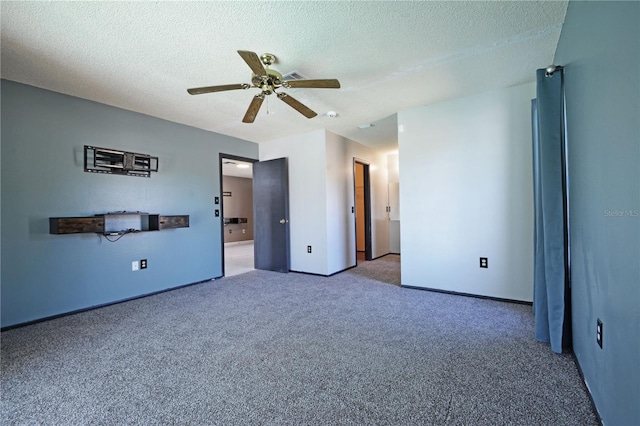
[50,212,189,235]
[223,217,248,225]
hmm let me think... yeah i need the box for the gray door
[253,158,290,272]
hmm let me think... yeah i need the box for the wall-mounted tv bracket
[84,145,159,178]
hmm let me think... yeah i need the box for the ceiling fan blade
[237,50,266,76]
[187,83,249,95]
[243,94,265,123]
[277,93,317,119]
[284,79,341,89]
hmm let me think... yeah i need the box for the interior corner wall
[0,80,258,328]
[553,2,640,424]
[259,129,329,274]
[398,82,535,301]
[325,131,389,275]
[258,129,389,276]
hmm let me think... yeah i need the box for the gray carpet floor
[1,255,598,425]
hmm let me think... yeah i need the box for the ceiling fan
[187,50,340,123]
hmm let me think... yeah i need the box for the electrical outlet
[140,259,147,269]
[480,257,488,268]
[242,229,245,234]
[307,245,312,253]
[597,318,603,348]
[132,260,139,271]
[229,229,232,233]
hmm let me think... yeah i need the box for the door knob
[279,219,286,224]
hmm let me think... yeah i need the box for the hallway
[224,240,254,277]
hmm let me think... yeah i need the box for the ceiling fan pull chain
[266,96,270,115]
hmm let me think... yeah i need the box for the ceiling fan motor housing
[252,69,283,95]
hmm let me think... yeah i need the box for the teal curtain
[532,68,571,353]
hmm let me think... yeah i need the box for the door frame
[353,158,373,262]
[218,153,257,277]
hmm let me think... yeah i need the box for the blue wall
[554,2,639,424]
[1,80,258,328]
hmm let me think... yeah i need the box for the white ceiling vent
[282,70,308,81]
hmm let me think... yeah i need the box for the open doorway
[220,154,256,277]
[354,160,372,263]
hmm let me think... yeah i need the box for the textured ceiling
[1,1,567,152]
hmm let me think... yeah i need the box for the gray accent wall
[554,2,639,424]
[1,80,258,328]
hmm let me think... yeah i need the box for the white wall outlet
[132,260,139,271]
